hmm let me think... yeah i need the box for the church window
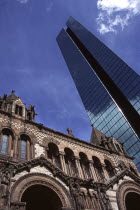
[104,159,115,178]
[27,113,31,121]
[15,105,23,116]
[19,106,23,116]
[19,134,32,160]
[20,140,27,160]
[0,129,14,156]
[64,148,77,176]
[79,152,91,179]
[0,134,8,154]
[47,143,61,169]
[15,105,18,114]
[93,156,104,181]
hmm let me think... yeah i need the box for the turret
[0,91,37,122]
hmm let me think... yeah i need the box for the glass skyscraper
[57,17,140,170]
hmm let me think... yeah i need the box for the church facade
[0,91,140,210]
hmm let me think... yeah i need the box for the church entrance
[125,192,140,210]
[21,184,63,210]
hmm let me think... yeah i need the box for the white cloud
[17,0,29,4]
[97,0,140,34]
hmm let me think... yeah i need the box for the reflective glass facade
[57,17,140,170]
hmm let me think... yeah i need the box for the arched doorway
[117,181,140,210]
[21,184,62,210]
[125,192,140,210]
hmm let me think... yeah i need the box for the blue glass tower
[57,17,140,170]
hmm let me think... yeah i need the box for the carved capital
[74,156,80,161]
[89,160,94,164]
[59,151,65,156]
[101,163,106,168]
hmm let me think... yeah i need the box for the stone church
[0,91,140,210]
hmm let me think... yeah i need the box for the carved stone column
[13,135,18,159]
[75,156,84,179]
[31,143,34,159]
[0,133,2,146]
[90,194,96,209]
[59,152,67,174]
[82,165,87,179]
[8,135,12,156]
[45,146,49,158]
[68,161,73,176]
[101,163,109,181]
[27,141,30,161]
[89,160,97,181]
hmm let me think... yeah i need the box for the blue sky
[0,0,140,142]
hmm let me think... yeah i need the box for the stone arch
[47,142,61,169]
[104,159,115,178]
[90,153,101,162]
[42,137,60,147]
[18,131,37,144]
[0,126,15,139]
[19,133,31,142]
[18,133,34,160]
[103,155,115,168]
[64,147,77,176]
[11,173,73,209]
[92,156,104,181]
[79,152,91,179]
[12,99,26,117]
[117,181,140,210]
[0,127,15,156]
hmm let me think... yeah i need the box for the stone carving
[0,91,140,210]
[42,137,60,147]
[11,173,73,209]
[0,155,139,210]
[0,162,15,210]
[68,177,85,210]
[10,202,26,210]
[117,181,140,210]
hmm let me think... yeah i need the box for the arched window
[1,134,8,154]
[64,148,77,176]
[15,105,23,116]
[92,156,104,181]
[47,143,61,169]
[19,134,32,160]
[0,129,14,156]
[104,159,115,178]
[20,139,27,159]
[27,112,31,121]
[79,152,91,179]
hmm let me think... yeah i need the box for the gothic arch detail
[103,155,115,168]
[18,131,37,144]
[42,137,60,147]
[117,181,140,210]
[11,173,73,208]
[0,128,15,156]
[0,127,16,139]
